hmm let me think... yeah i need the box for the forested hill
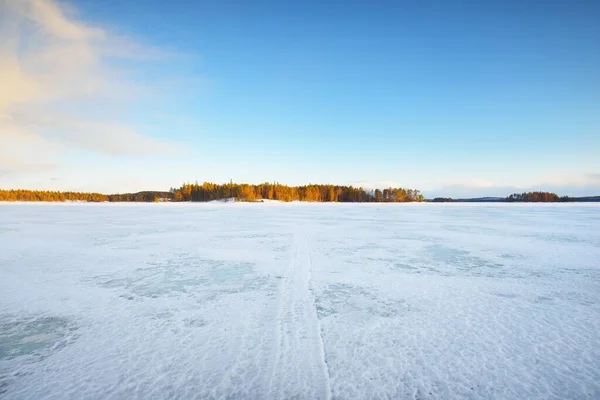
[174,183,424,202]
[0,184,424,203]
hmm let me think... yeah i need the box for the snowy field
[1,203,599,399]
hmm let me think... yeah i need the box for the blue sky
[1,0,599,197]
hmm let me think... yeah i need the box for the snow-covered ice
[1,203,599,399]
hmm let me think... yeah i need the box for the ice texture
[1,203,599,399]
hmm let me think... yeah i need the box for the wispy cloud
[441,178,495,188]
[0,0,178,174]
[538,173,600,188]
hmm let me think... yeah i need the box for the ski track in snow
[269,229,332,399]
[1,202,600,399]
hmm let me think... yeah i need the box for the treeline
[507,192,600,202]
[0,190,173,202]
[0,185,423,203]
[4,188,597,203]
[506,192,563,202]
[107,191,173,202]
[431,197,454,203]
[0,190,109,202]
[174,182,424,202]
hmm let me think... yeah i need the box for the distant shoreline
[426,196,600,203]
[1,201,599,206]
[1,187,599,203]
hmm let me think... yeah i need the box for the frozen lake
[1,203,599,399]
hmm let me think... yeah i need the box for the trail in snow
[269,229,332,399]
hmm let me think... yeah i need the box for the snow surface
[1,203,599,399]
